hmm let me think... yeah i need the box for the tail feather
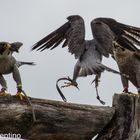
[99,63,120,74]
[97,63,129,78]
[78,62,125,78]
[16,61,35,67]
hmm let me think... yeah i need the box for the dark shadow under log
[96,93,140,140]
[0,96,114,140]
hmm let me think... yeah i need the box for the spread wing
[32,15,86,59]
[91,18,140,57]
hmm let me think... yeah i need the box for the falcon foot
[16,90,36,122]
[16,91,26,100]
[0,88,11,97]
[61,77,79,89]
[122,87,133,94]
[122,88,138,96]
[0,91,11,97]
[16,91,31,100]
[122,87,129,93]
[56,77,79,102]
[122,91,133,94]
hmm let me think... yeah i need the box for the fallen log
[0,96,114,140]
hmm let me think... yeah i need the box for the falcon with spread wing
[91,17,140,94]
[32,15,140,102]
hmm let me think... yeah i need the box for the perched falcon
[0,42,35,98]
[113,39,140,93]
[32,15,140,101]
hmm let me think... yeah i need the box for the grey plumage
[30,15,127,104]
[32,15,140,100]
[32,15,123,83]
[0,42,34,93]
[0,42,37,122]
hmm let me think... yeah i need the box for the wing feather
[91,18,140,57]
[32,15,86,59]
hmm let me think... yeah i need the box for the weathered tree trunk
[96,93,140,140]
[0,93,139,140]
[0,96,114,140]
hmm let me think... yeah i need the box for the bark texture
[0,96,114,140]
[96,93,140,140]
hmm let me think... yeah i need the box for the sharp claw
[61,85,69,88]
[16,92,25,100]
[61,81,79,89]
[0,91,11,96]
[0,88,11,96]
[56,76,79,102]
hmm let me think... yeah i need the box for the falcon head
[0,42,23,55]
[10,42,23,53]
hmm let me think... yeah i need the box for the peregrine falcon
[91,17,140,93]
[113,39,140,93]
[32,15,140,102]
[0,42,35,98]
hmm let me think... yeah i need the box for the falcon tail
[96,63,129,78]
[78,62,128,78]
[16,61,35,67]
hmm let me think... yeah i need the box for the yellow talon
[16,92,25,100]
[0,91,11,96]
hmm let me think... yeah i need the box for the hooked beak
[10,42,23,53]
